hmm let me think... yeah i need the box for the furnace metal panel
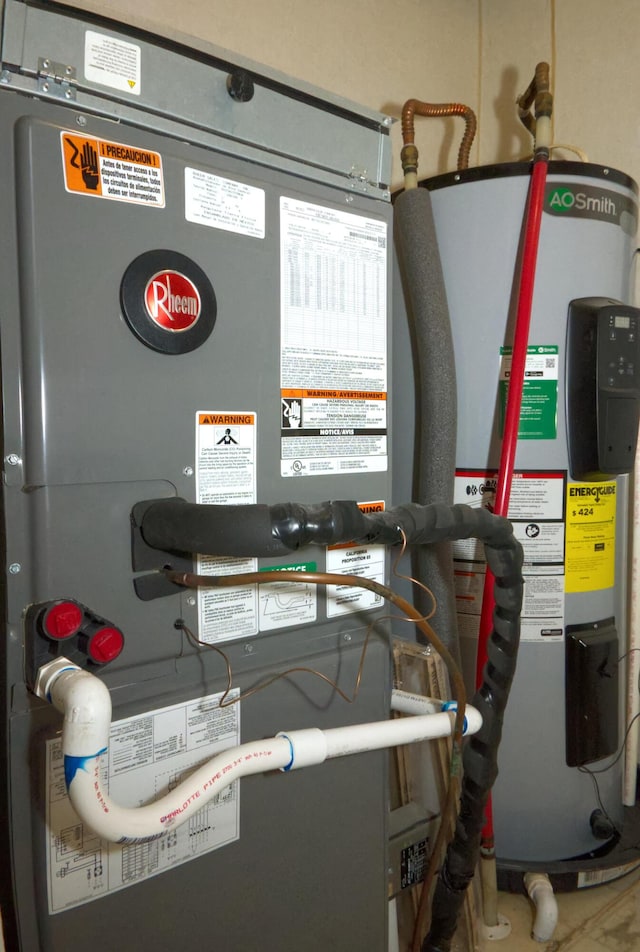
[0,6,395,950]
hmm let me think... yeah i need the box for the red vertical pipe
[475,155,549,845]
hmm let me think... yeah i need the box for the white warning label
[46,689,240,913]
[453,470,566,643]
[85,30,141,95]
[185,168,265,239]
[195,412,258,643]
[326,501,386,617]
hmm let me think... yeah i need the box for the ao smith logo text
[545,182,637,230]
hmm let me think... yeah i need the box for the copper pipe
[517,62,553,138]
[401,99,478,174]
[166,566,467,941]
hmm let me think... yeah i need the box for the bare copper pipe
[401,99,478,177]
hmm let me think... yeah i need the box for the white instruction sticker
[280,197,388,477]
[185,168,265,238]
[196,412,258,642]
[85,31,141,95]
[258,560,318,631]
[46,689,240,913]
[453,470,566,643]
[326,501,386,617]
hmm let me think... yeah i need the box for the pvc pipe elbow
[524,872,558,942]
[49,663,112,756]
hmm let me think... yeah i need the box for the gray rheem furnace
[0,3,399,949]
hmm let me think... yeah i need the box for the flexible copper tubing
[401,99,477,178]
[166,566,467,933]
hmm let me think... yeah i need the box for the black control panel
[566,297,640,480]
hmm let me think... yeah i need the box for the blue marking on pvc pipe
[64,748,107,789]
[280,735,295,772]
[442,701,468,735]
[45,665,81,704]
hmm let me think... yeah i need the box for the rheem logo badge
[144,271,201,332]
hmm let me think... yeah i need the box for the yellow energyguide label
[565,482,616,593]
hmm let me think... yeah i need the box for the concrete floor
[477,867,640,952]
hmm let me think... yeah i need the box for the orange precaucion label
[60,132,164,206]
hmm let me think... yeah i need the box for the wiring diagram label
[46,689,240,913]
[453,470,566,643]
[185,168,265,238]
[195,412,258,642]
[279,197,388,477]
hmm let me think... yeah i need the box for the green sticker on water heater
[499,345,558,440]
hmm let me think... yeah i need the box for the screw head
[0,70,11,85]
[343,632,352,643]
[187,596,196,607]
[76,115,87,127]
[64,89,73,100]
[42,59,50,69]
[5,454,21,466]
[183,466,194,477]
[244,643,255,654]
[9,563,21,575]
[42,82,49,93]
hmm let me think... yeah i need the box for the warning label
[326,501,386,617]
[195,411,258,643]
[85,30,141,95]
[454,470,566,643]
[61,132,164,206]
[565,481,616,592]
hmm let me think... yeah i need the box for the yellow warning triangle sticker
[128,80,136,88]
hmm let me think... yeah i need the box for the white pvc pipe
[38,659,481,844]
[524,872,558,943]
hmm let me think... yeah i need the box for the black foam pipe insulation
[394,187,460,663]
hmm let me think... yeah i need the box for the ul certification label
[454,471,566,643]
[566,482,616,592]
[280,197,388,477]
[326,502,386,617]
[46,689,240,913]
[196,413,258,642]
[61,132,164,206]
[84,30,141,95]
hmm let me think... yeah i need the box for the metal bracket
[37,57,77,100]
[131,500,193,601]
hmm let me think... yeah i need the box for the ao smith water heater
[395,160,640,886]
